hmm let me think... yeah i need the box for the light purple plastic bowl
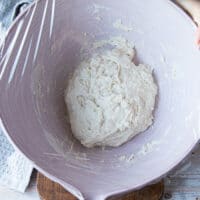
[1,0,200,199]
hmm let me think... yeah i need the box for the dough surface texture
[65,38,157,148]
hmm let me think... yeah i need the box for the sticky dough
[65,38,157,148]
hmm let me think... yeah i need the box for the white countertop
[0,184,39,200]
[0,174,40,200]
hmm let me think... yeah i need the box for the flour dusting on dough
[65,37,157,148]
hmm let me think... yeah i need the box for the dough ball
[65,39,157,148]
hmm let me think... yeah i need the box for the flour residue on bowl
[113,19,133,32]
[89,3,110,21]
[116,140,161,165]
[92,3,110,14]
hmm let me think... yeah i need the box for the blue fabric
[0,0,34,191]
[0,0,34,158]
[0,0,33,29]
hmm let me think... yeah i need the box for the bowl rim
[0,0,199,199]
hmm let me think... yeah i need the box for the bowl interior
[1,0,200,199]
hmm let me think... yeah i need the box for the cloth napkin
[0,0,33,193]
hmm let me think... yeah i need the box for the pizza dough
[65,38,157,148]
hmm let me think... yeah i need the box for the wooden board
[37,173,164,200]
[37,173,77,200]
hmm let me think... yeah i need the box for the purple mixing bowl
[1,0,200,199]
